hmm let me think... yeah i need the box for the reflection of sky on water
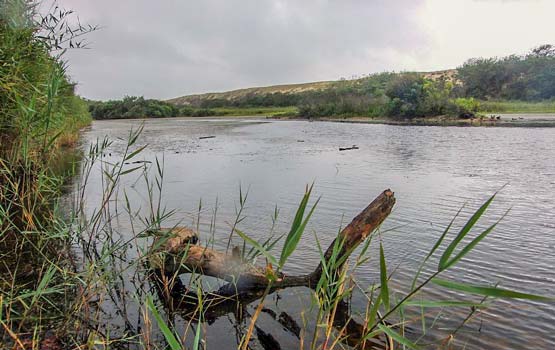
[79,118,555,349]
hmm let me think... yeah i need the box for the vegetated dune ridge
[167,80,335,106]
[167,69,458,106]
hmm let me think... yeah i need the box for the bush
[89,96,179,119]
[453,97,480,118]
[457,45,555,101]
[385,74,426,118]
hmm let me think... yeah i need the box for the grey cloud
[59,0,429,100]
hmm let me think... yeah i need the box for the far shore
[267,114,555,127]
[91,113,555,127]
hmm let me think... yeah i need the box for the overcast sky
[55,0,555,101]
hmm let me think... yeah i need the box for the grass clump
[0,0,92,347]
[477,99,555,114]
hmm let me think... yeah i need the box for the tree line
[89,45,554,120]
[88,96,219,119]
[457,44,555,101]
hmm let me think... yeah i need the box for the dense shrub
[384,73,426,118]
[457,45,555,101]
[89,96,179,119]
[453,98,480,117]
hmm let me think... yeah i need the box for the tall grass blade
[279,184,319,268]
[379,242,390,311]
[405,300,489,308]
[124,144,148,161]
[411,206,463,289]
[234,228,278,267]
[442,213,505,270]
[432,278,555,301]
[145,295,182,350]
[377,324,421,349]
[438,193,496,271]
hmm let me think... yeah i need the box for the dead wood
[150,189,395,291]
[148,189,395,349]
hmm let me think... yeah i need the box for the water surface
[81,118,555,349]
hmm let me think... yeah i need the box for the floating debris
[199,135,216,139]
[339,145,359,151]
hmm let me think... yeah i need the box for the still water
[80,117,555,349]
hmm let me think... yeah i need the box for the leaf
[145,295,182,350]
[120,165,143,176]
[128,125,144,146]
[234,228,278,267]
[124,144,148,161]
[366,293,382,329]
[379,242,390,311]
[432,278,555,301]
[279,184,320,268]
[46,129,64,149]
[377,324,421,350]
[193,323,201,350]
[438,193,496,271]
[442,213,505,270]
[412,206,463,289]
[404,300,489,308]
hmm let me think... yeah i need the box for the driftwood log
[151,189,394,290]
[149,189,396,348]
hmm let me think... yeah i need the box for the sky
[53,0,555,100]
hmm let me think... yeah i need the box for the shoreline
[268,114,555,128]
[90,113,555,128]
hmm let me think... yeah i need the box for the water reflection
[80,118,555,349]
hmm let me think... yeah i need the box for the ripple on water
[81,119,555,349]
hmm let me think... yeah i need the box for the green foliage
[385,73,427,118]
[367,193,553,349]
[146,295,183,350]
[453,97,480,116]
[384,73,462,119]
[233,183,319,275]
[478,99,555,113]
[432,279,555,301]
[90,100,297,119]
[1,2,93,347]
[211,106,297,116]
[379,242,390,311]
[89,96,179,120]
[176,70,480,120]
[0,0,91,151]
[88,44,555,121]
[458,44,555,101]
[279,184,319,269]
[160,45,555,120]
[437,193,497,271]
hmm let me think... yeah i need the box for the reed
[1,2,554,350]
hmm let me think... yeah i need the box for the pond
[78,117,555,349]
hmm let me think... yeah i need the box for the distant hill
[167,69,459,107]
[167,80,335,106]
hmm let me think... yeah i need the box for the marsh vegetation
[1,1,554,350]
